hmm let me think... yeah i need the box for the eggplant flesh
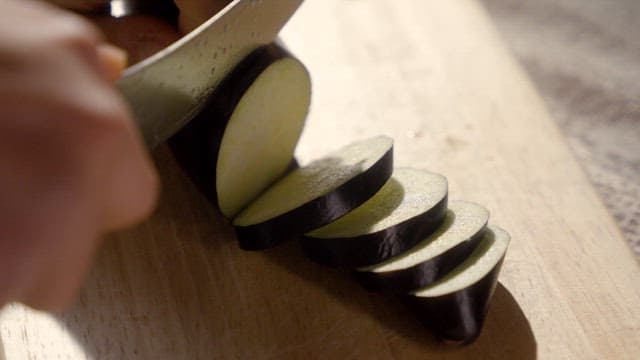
[300,168,448,267]
[355,201,489,293]
[404,226,510,344]
[232,136,394,250]
[170,44,311,218]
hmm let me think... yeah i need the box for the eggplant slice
[300,168,448,267]
[356,201,488,292]
[404,226,510,344]
[170,44,311,218]
[233,136,394,250]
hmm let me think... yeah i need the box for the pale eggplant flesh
[233,136,394,250]
[300,168,448,267]
[355,201,489,293]
[169,43,311,218]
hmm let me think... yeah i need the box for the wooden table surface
[2,0,640,359]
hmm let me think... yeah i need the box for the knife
[115,0,304,148]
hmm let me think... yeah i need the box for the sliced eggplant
[404,226,510,345]
[300,168,448,267]
[355,201,488,293]
[170,44,311,218]
[232,136,394,250]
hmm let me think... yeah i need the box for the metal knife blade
[116,0,304,148]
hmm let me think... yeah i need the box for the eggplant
[232,136,394,250]
[166,38,510,346]
[300,168,448,267]
[404,226,510,344]
[355,201,488,293]
[170,44,311,218]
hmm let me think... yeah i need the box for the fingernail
[97,44,128,82]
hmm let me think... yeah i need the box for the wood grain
[2,0,639,358]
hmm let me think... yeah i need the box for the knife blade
[116,0,304,148]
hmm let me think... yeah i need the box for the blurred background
[481,0,640,255]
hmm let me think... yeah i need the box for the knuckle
[31,63,133,153]
[57,11,100,38]
[46,13,101,55]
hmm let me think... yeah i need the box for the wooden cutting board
[2,0,639,358]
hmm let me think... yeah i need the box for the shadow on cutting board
[54,146,535,359]
[263,241,538,359]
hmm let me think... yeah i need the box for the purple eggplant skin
[299,195,448,268]
[403,256,505,345]
[168,44,291,215]
[234,148,394,250]
[355,223,487,293]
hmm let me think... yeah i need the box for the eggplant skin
[235,148,394,250]
[355,225,487,293]
[169,44,291,215]
[300,195,448,268]
[403,256,505,345]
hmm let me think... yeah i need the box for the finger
[0,88,158,311]
[97,43,128,82]
[0,158,101,312]
[94,116,160,232]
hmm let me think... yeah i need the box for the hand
[0,0,158,311]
